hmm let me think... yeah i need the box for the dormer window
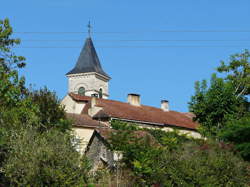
[78,87,85,96]
[99,88,103,99]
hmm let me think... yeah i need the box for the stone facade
[67,72,109,99]
[61,95,86,114]
[85,132,115,171]
[72,127,95,154]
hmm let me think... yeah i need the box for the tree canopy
[0,18,91,186]
[108,120,250,186]
[189,49,250,161]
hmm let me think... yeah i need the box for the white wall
[162,126,202,139]
[72,127,95,154]
[67,72,109,99]
[61,95,86,114]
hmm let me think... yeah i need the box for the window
[99,88,103,99]
[91,93,98,98]
[78,87,85,96]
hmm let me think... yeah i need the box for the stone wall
[61,95,86,114]
[67,72,109,99]
[72,127,95,154]
[86,134,115,171]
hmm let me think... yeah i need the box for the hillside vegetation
[0,18,249,186]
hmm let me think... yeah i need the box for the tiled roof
[66,113,104,128]
[69,94,199,130]
[69,93,91,102]
[182,112,196,119]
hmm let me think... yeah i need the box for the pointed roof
[67,37,110,78]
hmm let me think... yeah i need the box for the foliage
[0,18,33,183]
[162,141,249,187]
[145,128,190,150]
[111,119,140,131]
[189,50,250,163]
[219,115,250,161]
[109,129,164,185]
[109,120,249,186]
[0,18,91,186]
[111,119,189,150]
[217,49,250,98]
[2,128,91,186]
[0,18,27,108]
[0,18,25,71]
[189,74,246,136]
[29,87,72,132]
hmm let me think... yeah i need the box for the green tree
[217,49,250,98]
[0,18,25,71]
[29,87,72,132]
[0,18,26,108]
[189,74,244,136]
[162,141,249,186]
[0,18,32,183]
[219,115,250,161]
[0,18,92,185]
[189,50,250,162]
[109,121,250,186]
[3,128,91,186]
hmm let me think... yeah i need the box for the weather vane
[87,21,92,37]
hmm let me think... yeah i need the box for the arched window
[78,87,85,96]
[99,88,103,99]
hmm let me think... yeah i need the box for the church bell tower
[66,37,110,99]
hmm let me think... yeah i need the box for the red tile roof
[182,112,196,119]
[66,113,105,128]
[69,93,91,102]
[69,93,199,130]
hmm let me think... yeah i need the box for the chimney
[127,94,140,106]
[161,100,169,112]
[91,97,97,108]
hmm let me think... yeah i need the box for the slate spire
[67,37,110,78]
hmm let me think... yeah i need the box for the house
[85,128,160,171]
[84,128,117,171]
[61,36,201,153]
[66,113,107,153]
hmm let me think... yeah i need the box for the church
[61,36,201,153]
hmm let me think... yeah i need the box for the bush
[109,121,250,186]
[29,87,72,132]
[163,141,249,186]
[2,128,91,186]
[219,115,250,161]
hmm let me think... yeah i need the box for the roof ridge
[69,93,188,114]
[69,93,198,130]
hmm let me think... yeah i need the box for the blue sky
[1,0,250,112]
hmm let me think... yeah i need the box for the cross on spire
[87,21,92,37]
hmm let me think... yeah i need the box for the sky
[1,0,250,112]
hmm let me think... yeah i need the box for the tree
[162,141,249,186]
[0,18,91,185]
[29,87,72,132]
[219,115,250,161]
[189,50,250,162]
[0,18,26,108]
[3,128,91,186]
[0,18,25,71]
[0,18,32,183]
[109,120,250,186]
[217,49,250,98]
[189,74,245,136]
